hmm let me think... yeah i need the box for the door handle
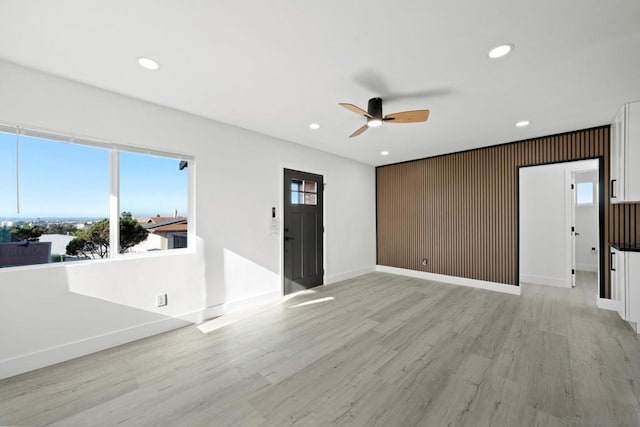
[611,252,616,271]
[611,179,617,198]
[575,232,580,236]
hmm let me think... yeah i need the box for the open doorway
[519,159,601,299]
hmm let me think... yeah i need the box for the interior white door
[571,175,577,288]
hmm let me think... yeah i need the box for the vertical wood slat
[611,203,640,247]
[376,126,639,297]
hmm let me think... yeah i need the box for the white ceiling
[1,0,639,166]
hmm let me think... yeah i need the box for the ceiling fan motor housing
[368,97,383,120]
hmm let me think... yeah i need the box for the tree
[65,213,148,259]
[119,212,149,253]
[10,224,44,242]
[66,219,109,259]
[45,222,78,235]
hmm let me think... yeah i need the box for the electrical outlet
[422,258,428,266]
[157,293,168,307]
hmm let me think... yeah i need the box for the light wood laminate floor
[2,271,640,426]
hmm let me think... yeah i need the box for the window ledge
[0,247,197,273]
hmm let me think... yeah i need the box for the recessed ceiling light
[381,151,389,156]
[137,57,159,70]
[488,44,514,59]
[309,123,320,130]
[516,120,530,127]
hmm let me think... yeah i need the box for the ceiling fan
[339,97,430,138]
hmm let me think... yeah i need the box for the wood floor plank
[461,374,528,427]
[2,271,640,426]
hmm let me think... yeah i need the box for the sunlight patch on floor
[289,297,335,308]
[197,288,320,333]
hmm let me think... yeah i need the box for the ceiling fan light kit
[339,97,430,138]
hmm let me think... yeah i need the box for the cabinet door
[610,107,624,202]
[628,252,639,325]
[626,102,640,201]
[611,248,626,319]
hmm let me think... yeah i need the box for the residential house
[131,217,188,252]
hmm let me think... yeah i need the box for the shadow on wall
[0,236,208,379]
[0,264,183,380]
[65,235,207,323]
[222,248,281,306]
[0,238,286,380]
[64,241,281,323]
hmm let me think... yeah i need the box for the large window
[0,126,192,268]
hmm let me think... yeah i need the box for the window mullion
[109,149,120,257]
[15,128,20,214]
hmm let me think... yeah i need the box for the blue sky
[0,131,188,219]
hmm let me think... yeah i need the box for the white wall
[574,171,599,272]
[0,252,203,378]
[519,160,598,288]
[0,60,376,378]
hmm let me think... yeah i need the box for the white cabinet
[611,247,640,331]
[627,252,640,327]
[610,101,640,203]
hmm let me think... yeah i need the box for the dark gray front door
[283,168,323,295]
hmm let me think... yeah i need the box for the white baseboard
[326,266,376,285]
[0,314,196,380]
[577,263,598,273]
[376,265,520,296]
[520,274,570,288]
[597,297,622,313]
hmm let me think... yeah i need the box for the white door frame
[564,160,599,290]
[570,173,577,288]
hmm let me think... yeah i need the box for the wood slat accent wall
[377,126,638,298]
[611,203,640,246]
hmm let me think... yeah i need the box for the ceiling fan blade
[339,103,373,118]
[349,124,369,138]
[384,110,430,123]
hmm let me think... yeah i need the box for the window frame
[0,123,195,269]
[290,178,318,206]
